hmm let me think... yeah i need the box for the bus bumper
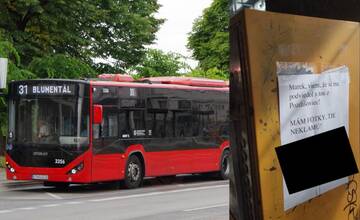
[5,152,92,184]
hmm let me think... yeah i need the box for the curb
[1,168,41,187]
[2,181,41,187]
[0,168,6,183]
[1,179,41,187]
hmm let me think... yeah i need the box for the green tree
[28,54,96,79]
[0,40,35,137]
[0,41,35,81]
[0,0,163,70]
[186,67,228,80]
[187,0,229,78]
[133,49,190,78]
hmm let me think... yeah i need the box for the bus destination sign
[17,84,76,96]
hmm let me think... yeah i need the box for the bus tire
[219,149,230,180]
[124,155,143,189]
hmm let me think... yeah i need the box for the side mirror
[93,105,103,124]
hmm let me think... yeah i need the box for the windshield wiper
[58,146,74,156]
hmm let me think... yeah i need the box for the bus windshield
[10,96,89,147]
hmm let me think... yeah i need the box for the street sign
[0,58,8,89]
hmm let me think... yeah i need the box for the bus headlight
[6,161,15,173]
[67,162,84,175]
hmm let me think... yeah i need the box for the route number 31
[18,85,28,95]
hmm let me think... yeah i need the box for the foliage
[0,41,35,82]
[28,54,96,79]
[133,49,191,78]
[186,67,228,80]
[0,40,35,137]
[0,0,164,70]
[0,105,6,140]
[187,0,229,78]
[93,62,121,75]
[0,41,20,66]
[0,156,4,168]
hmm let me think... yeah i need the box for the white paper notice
[278,66,350,211]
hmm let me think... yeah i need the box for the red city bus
[5,75,229,189]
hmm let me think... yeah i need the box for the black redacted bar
[275,126,358,194]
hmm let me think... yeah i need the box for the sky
[150,0,213,68]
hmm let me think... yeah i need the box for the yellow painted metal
[242,9,360,219]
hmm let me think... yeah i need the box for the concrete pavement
[0,170,229,220]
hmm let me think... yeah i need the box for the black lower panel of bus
[7,144,86,168]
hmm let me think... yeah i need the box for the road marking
[41,204,60,208]
[64,201,83,205]
[0,210,14,214]
[46,192,63,200]
[0,204,60,215]
[0,182,229,215]
[89,184,228,202]
[183,204,228,212]
[0,204,64,215]
[17,207,37,211]
[0,196,48,200]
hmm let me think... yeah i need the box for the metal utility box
[230,9,360,220]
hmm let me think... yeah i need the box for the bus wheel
[219,150,230,180]
[124,155,143,189]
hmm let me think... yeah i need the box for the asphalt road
[0,169,229,220]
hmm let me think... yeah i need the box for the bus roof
[90,81,229,91]
[90,80,228,92]
[92,74,228,91]
[139,76,228,87]
[10,76,229,92]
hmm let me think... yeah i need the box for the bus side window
[129,110,146,138]
[192,113,200,136]
[166,112,174,137]
[119,111,130,138]
[102,109,118,138]
[199,113,210,137]
[146,111,153,137]
[175,111,192,137]
[93,124,100,139]
[154,113,166,138]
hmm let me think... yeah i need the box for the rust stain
[264,166,277,172]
